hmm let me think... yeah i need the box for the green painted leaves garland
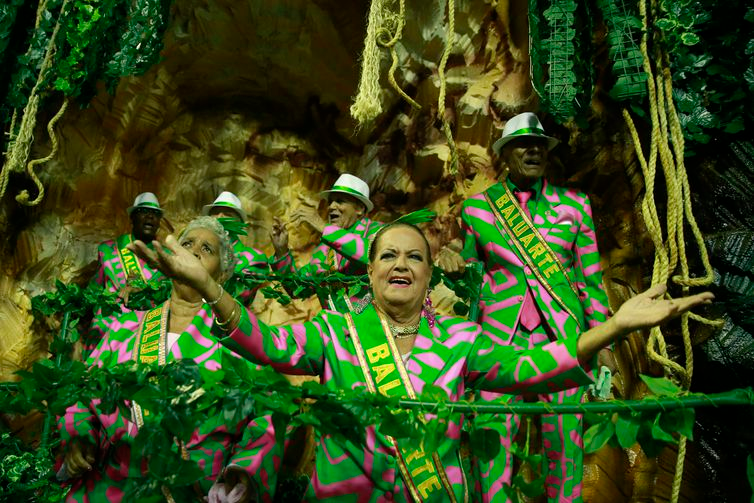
[583,374,696,456]
[1,0,172,132]
[529,0,752,153]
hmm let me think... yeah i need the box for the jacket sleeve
[318,219,380,267]
[225,414,283,501]
[459,199,483,264]
[465,321,593,394]
[216,304,331,376]
[572,195,609,328]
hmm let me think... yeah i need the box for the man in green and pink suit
[439,112,609,502]
[203,190,277,307]
[59,216,282,502]
[270,173,382,312]
[90,192,166,306]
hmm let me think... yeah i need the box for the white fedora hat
[202,191,247,221]
[492,112,559,155]
[319,174,374,212]
[127,192,163,216]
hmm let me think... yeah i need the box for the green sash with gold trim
[131,303,168,426]
[346,306,460,503]
[483,183,583,330]
[117,234,146,282]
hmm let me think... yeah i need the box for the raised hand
[290,206,326,234]
[435,246,466,274]
[612,284,714,334]
[270,217,289,258]
[128,235,211,292]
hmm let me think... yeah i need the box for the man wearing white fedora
[203,191,273,306]
[438,112,610,502]
[90,192,166,307]
[271,173,381,312]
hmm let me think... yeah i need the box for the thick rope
[437,0,458,174]
[622,0,721,499]
[350,0,418,127]
[1,0,71,205]
[17,98,69,206]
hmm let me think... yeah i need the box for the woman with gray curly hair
[57,216,280,502]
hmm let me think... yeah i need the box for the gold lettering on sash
[367,344,390,363]
[140,340,159,356]
[146,309,162,321]
[512,221,528,236]
[144,320,160,335]
[495,194,510,207]
[141,355,157,364]
[378,379,401,394]
[530,243,546,259]
[501,206,514,220]
[373,363,396,384]
[520,233,534,248]
[538,256,552,267]
[417,476,442,497]
[543,264,559,278]
[411,456,436,477]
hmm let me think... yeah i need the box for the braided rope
[437,0,458,174]
[1,0,71,205]
[17,98,69,206]
[622,0,721,499]
[351,0,418,127]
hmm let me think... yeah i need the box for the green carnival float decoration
[0,0,172,206]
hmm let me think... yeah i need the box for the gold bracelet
[215,304,238,331]
[202,284,224,306]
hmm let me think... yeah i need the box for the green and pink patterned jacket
[231,238,273,306]
[58,302,281,502]
[91,233,164,294]
[273,217,380,277]
[460,179,609,344]
[217,303,594,501]
[272,217,381,311]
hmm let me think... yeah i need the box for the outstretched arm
[576,284,713,364]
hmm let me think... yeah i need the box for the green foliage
[583,374,695,456]
[1,0,173,131]
[0,433,65,502]
[655,0,753,151]
[217,217,249,238]
[595,0,647,101]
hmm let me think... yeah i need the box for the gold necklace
[388,321,420,339]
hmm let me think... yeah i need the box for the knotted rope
[622,0,722,499]
[1,0,71,206]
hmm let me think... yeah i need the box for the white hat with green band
[127,192,163,216]
[320,174,373,212]
[492,112,559,155]
[202,191,247,221]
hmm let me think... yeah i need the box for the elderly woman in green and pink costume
[58,216,281,503]
[130,217,711,502]
[439,112,611,502]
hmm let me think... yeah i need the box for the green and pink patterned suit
[217,302,595,501]
[57,302,282,502]
[460,178,609,502]
[91,233,164,296]
[273,217,381,311]
[231,238,274,306]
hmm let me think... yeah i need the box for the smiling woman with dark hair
[131,221,712,502]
